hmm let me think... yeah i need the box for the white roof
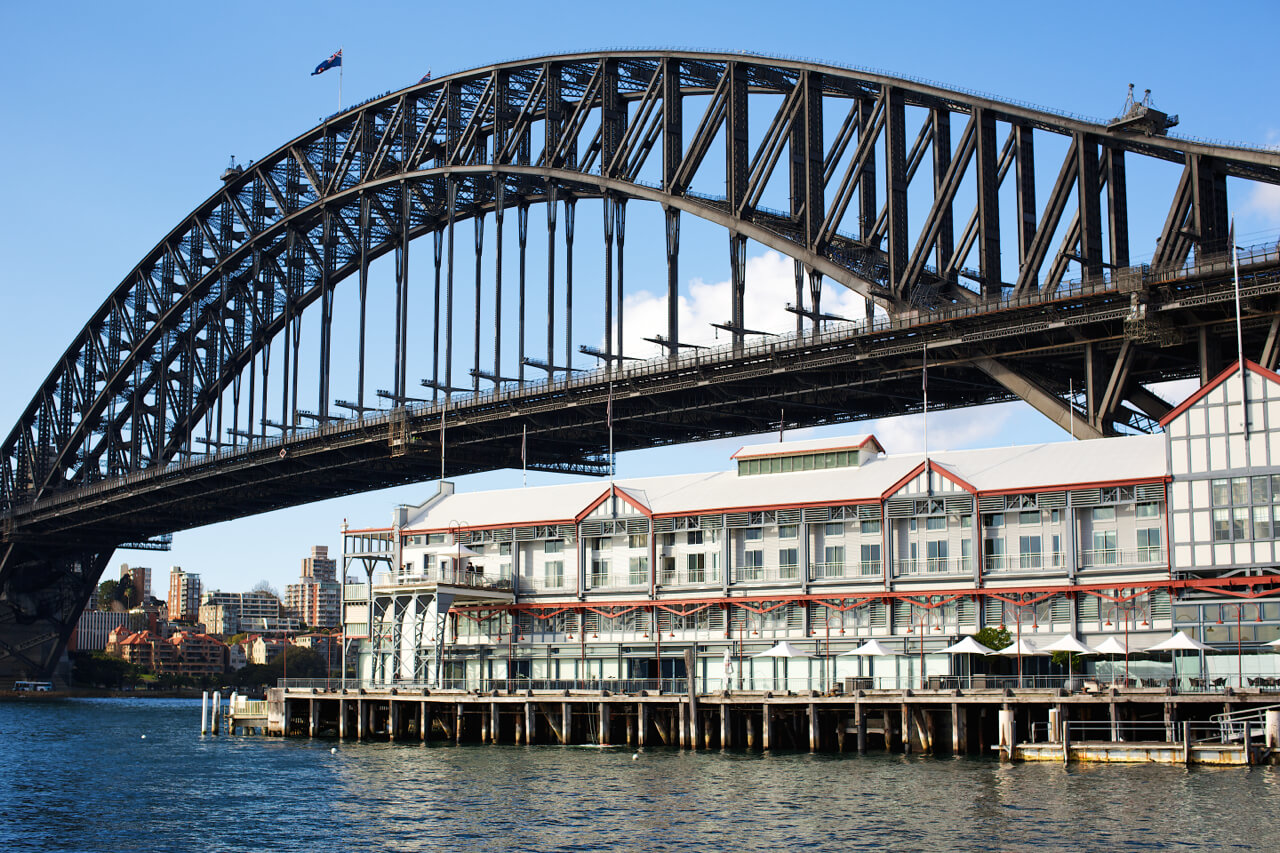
[399,432,1168,532]
[732,433,881,459]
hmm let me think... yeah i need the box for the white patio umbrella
[839,639,900,686]
[1146,631,1214,652]
[941,636,995,687]
[1094,635,1145,684]
[1042,634,1093,686]
[752,641,811,691]
[751,641,812,658]
[1148,630,1216,687]
[991,638,1046,687]
[941,636,997,655]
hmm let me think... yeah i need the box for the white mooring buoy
[200,691,209,735]
[331,747,337,754]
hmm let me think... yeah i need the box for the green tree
[974,625,1012,651]
[96,580,119,610]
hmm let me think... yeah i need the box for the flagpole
[922,345,929,461]
[607,382,615,483]
[1233,219,1247,436]
[522,424,527,488]
[338,47,343,111]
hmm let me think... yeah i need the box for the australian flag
[312,50,342,76]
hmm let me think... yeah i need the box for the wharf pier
[263,680,1280,766]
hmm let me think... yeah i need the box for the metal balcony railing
[809,561,882,580]
[656,567,721,587]
[894,557,973,576]
[1079,548,1166,568]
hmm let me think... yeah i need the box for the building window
[628,534,648,549]
[686,553,706,583]
[824,521,844,537]
[591,558,611,586]
[859,543,881,575]
[1136,502,1161,519]
[544,561,564,588]
[1137,528,1162,562]
[961,538,972,571]
[660,532,676,548]
[985,538,1005,572]
[743,528,763,542]
[1092,506,1115,522]
[741,550,763,580]
[544,540,563,554]
[687,530,703,546]
[660,556,676,585]
[925,516,946,531]
[984,513,1004,528]
[1091,530,1117,565]
[960,514,973,529]
[779,548,799,579]
[629,556,649,585]
[1019,535,1042,570]
[778,524,798,540]
[1018,511,1039,526]
[1052,534,1062,566]
[926,540,948,573]
[860,519,881,535]
[499,542,512,556]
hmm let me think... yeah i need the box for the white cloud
[617,250,873,359]
[866,406,1015,455]
[1242,182,1280,226]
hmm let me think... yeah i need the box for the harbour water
[4,698,1280,851]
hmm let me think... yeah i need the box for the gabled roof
[1159,359,1280,427]
[731,433,883,460]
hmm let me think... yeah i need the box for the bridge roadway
[5,246,1279,557]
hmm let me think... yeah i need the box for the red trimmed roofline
[574,484,653,522]
[882,458,978,499]
[1159,359,1280,427]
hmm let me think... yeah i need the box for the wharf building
[339,362,1280,692]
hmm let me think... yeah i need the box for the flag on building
[419,69,432,84]
[312,50,342,76]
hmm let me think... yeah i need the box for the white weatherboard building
[340,362,1280,692]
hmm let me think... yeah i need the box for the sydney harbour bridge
[3,50,1280,679]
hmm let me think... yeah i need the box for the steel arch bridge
[4,50,1280,679]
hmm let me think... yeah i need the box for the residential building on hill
[285,546,341,629]
[168,568,202,623]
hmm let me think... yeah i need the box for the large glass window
[778,524,799,540]
[985,538,1005,571]
[824,545,845,571]
[779,548,799,579]
[926,540,948,573]
[824,521,844,537]
[741,550,764,580]
[544,539,563,554]
[1019,535,1042,570]
[629,556,649,585]
[1019,511,1040,526]
[859,543,881,575]
[860,519,881,535]
[687,530,703,546]
[590,558,610,586]
[1137,528,1162,562]
[544,560,564,588]
[628,534,648,549]
[1091,530,1117,564]
[1092,506,1115,522]
[1136,502,1161,519]
[925,516,946,531]
[685,553,705,583]
[743,528,763,542]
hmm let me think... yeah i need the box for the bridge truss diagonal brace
[972,356,1102,440]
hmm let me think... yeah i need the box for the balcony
[657,567,721,588]
[588,573,649,591]
[731,565,801,584]
[809,561,882,580]
[894,557,973,577]
[983,553,1067,574]
[1079,547,1166,569]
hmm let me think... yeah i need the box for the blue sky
[2,1,1278,595]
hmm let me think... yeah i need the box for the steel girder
[6,50,1280,523]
